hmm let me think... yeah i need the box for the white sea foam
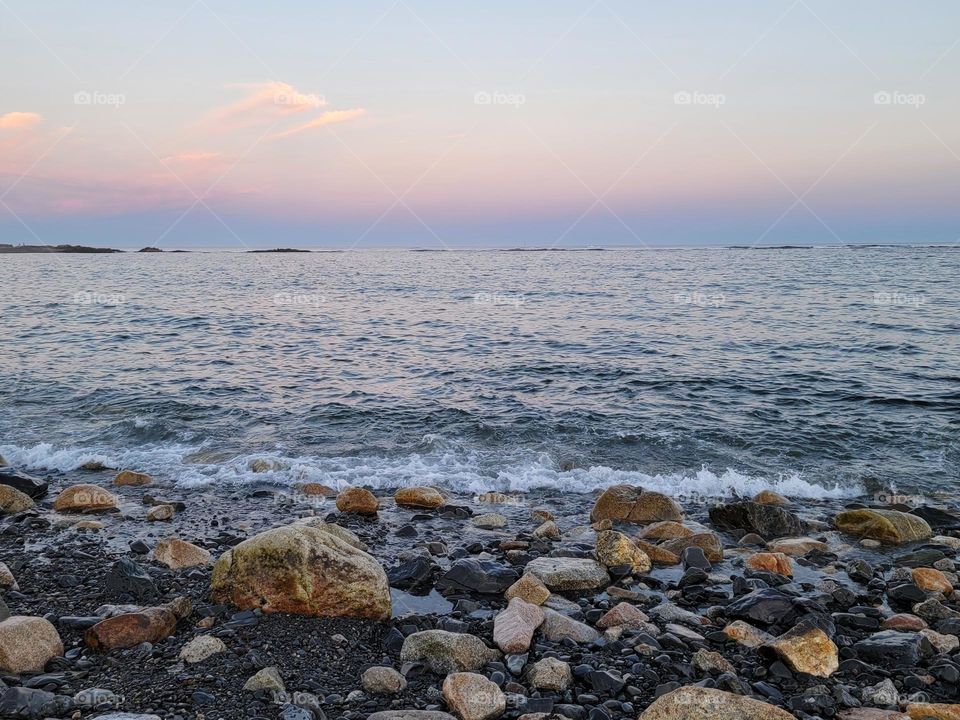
[1,440,861,499]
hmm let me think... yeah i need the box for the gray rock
[400,630,500,674]
[361,666,407,695]
[243,666,285,692]
[539,608,600,643]
[525,557,610,591]
[366,713,456,720]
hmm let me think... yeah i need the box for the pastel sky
[2,1,959,248]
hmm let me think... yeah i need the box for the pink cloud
[0,111,43,131]
[206,82,327,131]
[271,108,367,139]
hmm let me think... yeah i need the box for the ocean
[1,246,958,501]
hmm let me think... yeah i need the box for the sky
[1,0,959,249]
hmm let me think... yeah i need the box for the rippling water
[1,247,958,498]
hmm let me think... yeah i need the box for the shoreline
[1,464,959,719]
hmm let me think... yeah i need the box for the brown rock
[113,470,152,486]
[882,613,928,631]
[0,485,34,514]
[211,524,390,619]
[298,483,336,497]
[0,562,16,589]
[766,623,838,677]
[723,620,774,648]
[0,616,63,673]
[635,539,680,565]
[504,573,550,606]
[765,537,829,556]
[745,552,793,576]
[154,538,211,570]
[590,485,682,524]
[906,704,960,720]
[659,532,724,562]
[640,685,795,720]
[442,672,506,720]
[596,602,649,629]
[914,567,953,593]
[596,530,651,573]
[336,486,379,515]
[839,710,909,720]
[533,520,560,540]
[834,509,932,545]
[526,657,571,691]
[692,648,735,675]
[531,508,554,523]
[395,486,445,509]
[53,484,119,513]
[753,490,789,505]
[85,598,191,650]
[493,598,544,653]
[638,521,694,540]
[146,504,175,521]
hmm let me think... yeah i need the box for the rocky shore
[1,459,960,720]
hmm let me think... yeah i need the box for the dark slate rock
[708,501,802,538]
[435,558,519,594]
[854,630,927,667]
[105,557,157,600]
[724,588,807,625]
[0,468,48,499]
[910,506,960,531]
[681,547,711,571]
[387,555,438,592]
[0,688,72,719]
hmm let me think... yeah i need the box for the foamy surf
[0,440,861,499]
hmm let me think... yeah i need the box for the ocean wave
[0,441,860,499]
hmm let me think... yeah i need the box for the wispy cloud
[0,111,43,131]
[271,108,367,139]
[205,81,327,132]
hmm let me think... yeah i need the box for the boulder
[635,538,680,565]
[881,613,927,631]
[708,501,802,539]
[113,470,152,486]
[361,666,407,695]
[753,490,789,505]
[525,557,610,592]
[178,635,226,663]
[640,686,795,720]
[210,524,391,619]
[394,487,444,509]
[0,485,34,513]
[913,567,953,593]
[659,533,724,562]
[400,630,499,674]
[85,598,191,650]
[746,552,793,576]
[442,673,505,720]
[725,588,808,626]
[0,467,48,499]
[146,504,175,521]
[336,486,379,515]
[834,509,932,544]
[153,538,211,570]
[53,484,119,513]
[765,623,839,677]
[493,598,544,653]
[765,537,829,556]
[526,657,572,691]
[0,688,72,718]
[638,521,694,540]
[590,485,682,524]
[839,711,909,720]
[853,630,927,667]
[504,573,550,605]
[436,558,519,595]
[905,704,960,720]
[539,608,600,643]
[295,519,368,550]
[0,616,64,673]
[596,602,650,629]
[532,520,560,540]
[596,530,651,573]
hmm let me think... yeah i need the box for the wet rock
[297,482,336,496]
[211,524,391,619]
[725,588,809,626]
[336,486,379,515]
[361,666,407,695]
[505,573,551,605]
[596,602,649,629]
[493,598,544,653]
[635,539,680,565]
[0,562,16,589]
[692,648,735,675]
[0,687,72,719]
[525,557,610,592]
[533,520,561,540]
[442,673,506,720]
[146,503,175,521]
[681,546,711,571]
[639,685,795,720]
[834,509,932,544]
[366,713,456,720]
[85,597,191,650]
[746,552,793,576]
[0,484,34,513]
[648,603,708,627]
[539,608,600,643]
[0,616,64,674]
[708,501,802,539]
[395,487,445,509]
[472,513,507,530]
[105,557,157,600]
[590,485,683,524]
[765,622,839,677]
[437,558,520,594]
[243,666,285,692]
[914,598,960,624]
[753,490,789,506]
[638,521,693,540]
[178,635,226,663]
[113,470,152,486]
[153,537,211,570]
[527,657,572,691]
[296,518,369,550]
[0,467,48,499]
[400,630,500,674]
[904,703,960,720]
[913,567,953,593]
[920,628,960,654]
[897,548,947,568]
[910,506,960,531]
[659,533,724,562]
[766,537,829,556]
[882,613,928,631]
[53,483,119,513]
[854,630,927,667]
[722,620,774,647]
[596,530,651,573]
